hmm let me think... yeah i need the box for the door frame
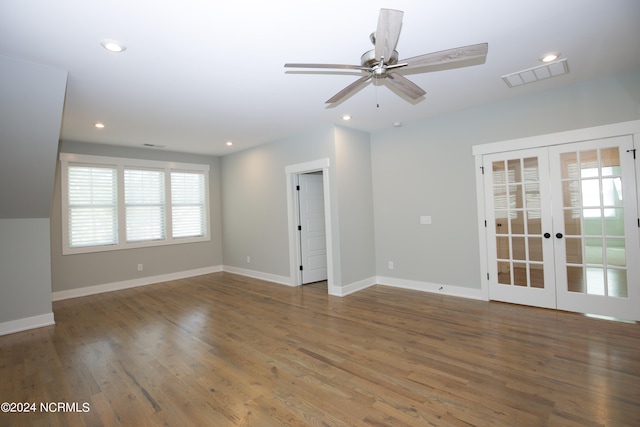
[473,119,640,301]
[285,158,335,294]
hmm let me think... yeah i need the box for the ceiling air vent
[502,59,569,88]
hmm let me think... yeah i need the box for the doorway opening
[478,136,639,321]
[285,158,335,294]
[296,172,328,285]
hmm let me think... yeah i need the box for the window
[60,153,209,254]
[68,165,117,248]
[171,172,206,238]
[125,169,165,242]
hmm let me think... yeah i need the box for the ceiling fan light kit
[284,8,488,104]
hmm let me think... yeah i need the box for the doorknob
[556,233,564,239]
[544,233,551,238]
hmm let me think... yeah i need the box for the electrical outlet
[388,261,394,270]
[137,264,143,271]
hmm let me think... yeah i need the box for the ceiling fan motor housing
[361,49,399,78]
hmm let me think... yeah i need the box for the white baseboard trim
[0,312,55,336]
[332,276,377,296]
[223,266,293,287]
[376,276,486,301]
[50,266,485,308]
[51,265,223,301]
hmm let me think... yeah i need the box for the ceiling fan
[284,8,488,104]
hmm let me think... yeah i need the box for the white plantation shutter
[68,166,118,247]
[61,153,209,254]
[171,172,206,238]
[124,169,165,242]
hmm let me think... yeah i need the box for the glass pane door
[484,148,556,309]
[550,136,640,320]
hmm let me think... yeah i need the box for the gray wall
[0,219,54,323]
[334,126,376,285]
[221,125,377,288]
[50,141,223,292]
[0,55,67,325]
[371,70,640,290]
[221,126,335,278]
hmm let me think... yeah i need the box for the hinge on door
[637,218,640,228]
[300,265,303,271]
[487,273,490,280]
[298,225,302,231]
[480,166,485,174]
[484,220,487,227]
[296,185,300,191]
[627,149,637,159]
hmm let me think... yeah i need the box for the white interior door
[550,136,640,320]
[483,136,640,320]
[298,173,327,284]
[484,148,557,309]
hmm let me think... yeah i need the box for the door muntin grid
[492,157,544,289]
[559,147,628,298]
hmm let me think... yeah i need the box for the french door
[484,136,640,320]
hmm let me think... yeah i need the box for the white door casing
[285,158,335,295]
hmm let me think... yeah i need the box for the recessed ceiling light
[342,114,352,121]
[100,39,126,53]
[94,122,105,129]
[541,52,560,63]
[226,141,233,146]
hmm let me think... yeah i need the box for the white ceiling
[2,0,639,156]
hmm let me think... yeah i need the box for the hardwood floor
[1,272,639,426]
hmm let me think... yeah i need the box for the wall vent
[501,59,569,88]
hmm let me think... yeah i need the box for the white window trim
[60,152,210,255]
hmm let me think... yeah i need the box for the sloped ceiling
[1,0,640,156]
[0,56,67,218]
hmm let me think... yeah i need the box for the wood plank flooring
[1,272,639,426]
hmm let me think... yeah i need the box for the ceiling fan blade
[400,43,488,70]
[326,75,372,104]
[374,8,404,62]
[386,72,426,100]
[285,63,365,70]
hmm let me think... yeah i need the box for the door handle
[544,232,551,238]
[556,233,564,239]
